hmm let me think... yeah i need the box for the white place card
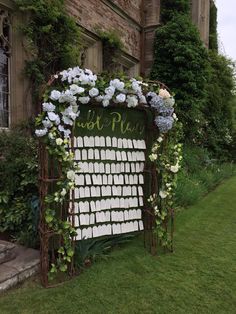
[105,164,111,174]
[116,163,121,173]
[108,174,113,185]
[125,163,130,173]
[120,163,125,173]
[100,163,105,173]
[131,163,135,173]
[106,136,112,147]
[139,174,144,184]
[88,149,94,160]
[95,136,100,147]
[85,174,92,185]
[139,197,144,207]
[91,186,97,197]
[82,149,87,161]
[75,150,81,161]
[120,198,125,208]
[121,151,127,161]
[112,137,117,147]
[123,138,128,149]
[79,187,85,198]
[90,201,96,212]
[77,137,83,148]
[139,220,144,231]
[133,174,138,185]
[95,200,101,212]
[116,151,121,161]
[94,149,100,160]
[89,136,95,147]
[88,162,94,173]
[84,187,90,198]
[110,150,116,160]
[96,186,101,197]
[118,138,123,148]
[102,174,108,185]
[100,136,105,147]
[84,136,90,147]
[90,213,95,225]
[94,162,100,173]
[117,186,122,196]
[106,149,111,160]
[101,149,106,160]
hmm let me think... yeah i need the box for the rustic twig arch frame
[37,68,177,287]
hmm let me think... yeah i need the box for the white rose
[102,99,110,107]
[105,86,115,97]
[61,188,67,197]
[50,90,61,101]
[116,93,126,103]
[69,84,84,95]
[95,95,104,102]
[159,190,168,199]
[78,96,90,104]
[42,102,55,112]
[67,170,75,181]
[170,164,179,173]
[159,89,171,99]
[35,128,48,137]
[89,88,99,97]
[127,95,138,108]
[56,138,63,146]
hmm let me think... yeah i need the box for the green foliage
[174,145,236,207]
[161,0,190,23]
[204,51,236,159]
[15,0,80,103]
[75,234,134,267]
[97,30,123,72]
[209,2,218,51]
[98,30,123,50]
[0,129,39,247]
[151,13,209,140]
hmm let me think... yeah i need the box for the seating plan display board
[71,105,152,240]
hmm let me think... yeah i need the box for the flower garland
[35,66,179,276]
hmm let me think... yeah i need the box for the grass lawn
[0,176,236,314]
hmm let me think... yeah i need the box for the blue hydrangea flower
[146,92,165,111]
[159,106,174,117]
[155,116,174,133]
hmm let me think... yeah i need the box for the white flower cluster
[35,67,152,139]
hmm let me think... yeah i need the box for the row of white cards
[76,220,144,240]
[75,149,146,162]
[74,185,144,199]
[73,197,144,213]
[77,162,145,174]
[74,209,142,226]
[75,174,144,186]
[73,136,146,150]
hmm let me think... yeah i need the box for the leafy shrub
[0,129,39,247]
[150,13,209,141]
[174,146,236,207]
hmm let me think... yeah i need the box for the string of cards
[71,135,147,240]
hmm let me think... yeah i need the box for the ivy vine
[15,0,81,105]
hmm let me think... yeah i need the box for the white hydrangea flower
[116,93,126,103]
[48,112,60,122]
[131,81,141,93]
[139,95,147,104]
[42,102,56,112]
[50,90,61,101]
[62,115,73,126]
[35,128,48,137]
[127,95,138,108]
[42,118,53,128]
[110,79,125,91]
[59,91,76,104]
[89,87,99,97]
[78,96,90,104]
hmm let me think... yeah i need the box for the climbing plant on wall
[16,0,80,105]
